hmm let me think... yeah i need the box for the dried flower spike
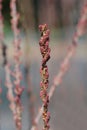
[10,0,24,129]
[39,24,51,130]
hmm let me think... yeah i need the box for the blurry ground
[0,28,87,130]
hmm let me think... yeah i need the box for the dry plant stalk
[10,0,24,129]
[39,24,51,130]
[31,3,87,130]
[0,0,15,124]
[5,64,16,119]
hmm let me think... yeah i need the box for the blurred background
[2,0,87,29]
[0,0,87,130]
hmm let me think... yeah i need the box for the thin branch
[39,24,51,130]
[10,0,24,129]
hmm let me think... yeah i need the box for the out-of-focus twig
[5,64,16,119]
[10,0,24,130]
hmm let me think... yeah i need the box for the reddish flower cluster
[39,24,51,130]
[10,0,24,129]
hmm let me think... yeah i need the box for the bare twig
[10,0,24,129]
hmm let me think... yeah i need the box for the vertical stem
[5,64,16,122]
[39,24,51,130]
[10,0,24,130]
